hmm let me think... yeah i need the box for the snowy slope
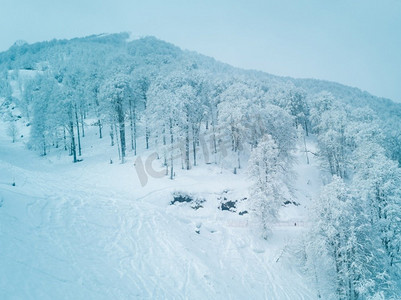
[0,120,321,299]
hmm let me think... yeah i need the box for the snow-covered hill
[2,33,401,299]
[0,119,321,299]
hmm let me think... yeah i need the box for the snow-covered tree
[248,134,293,238]
[7,122,18,143]
[353,142,401,268]
[311,96,349,178]
[309,176,394,299]
[28,74,63,156]
[99,73,132,163]
[218,81,263,170]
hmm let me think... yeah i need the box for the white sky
[1,0,400,102]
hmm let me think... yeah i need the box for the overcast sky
[1,0,400,102]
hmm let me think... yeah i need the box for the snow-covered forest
[1,33,401,299]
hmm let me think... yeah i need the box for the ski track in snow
[0,122,319,299]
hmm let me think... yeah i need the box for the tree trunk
[74,104,82,156]
[116,99,125,163]
[170,118,174,180]
[129,99,134,151]
[55,130,59,148]
[80,109,85,137]
[181,149,185,170]
[303,133,309,165]
[95,96,102,139]
[162,126,167,171]
[146,128,149,150]
[192,125,197,166]
[42,137,46,156]
[119,122,125,162]
[115,122,121,161]
[133,108,137,155]
[185,116,190,170]
[193,136,197,167]
[63,127,67,150]
[98,120,102,138]
[304,119,309,137]
[69,113,77,163]
[211,121,217,164]
[144,97,149,150]
[110,124,114,146]
[237,149,241,170]
[236,135,241,169]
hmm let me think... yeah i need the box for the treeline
[305,93,401,299]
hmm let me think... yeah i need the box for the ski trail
[0,123,318,299]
